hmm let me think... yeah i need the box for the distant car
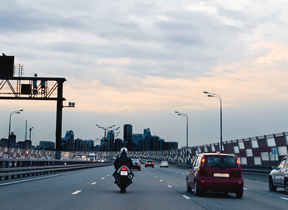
[96,158,105,163]
[160,161,168,168]
[186,152,243,198]
[132,160,141,171]
[269,155,288,193]
[145,159,154,168]
[142,159,147,164]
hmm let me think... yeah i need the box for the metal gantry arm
[203,91,223,152]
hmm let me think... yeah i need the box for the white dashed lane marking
[101,177,105,179]
[167,185,172,188]
[160,180,163,182]
[243,188,248,190]
[280,197,288,201]
[91,182,97,185]
[182,195,191,200]
[71,190,81,195]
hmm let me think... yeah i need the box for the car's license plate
[120,171,128,176]
[214,173,229,178]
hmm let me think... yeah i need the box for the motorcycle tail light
[121,166,128,171]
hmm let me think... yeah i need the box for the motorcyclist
[113,147,133,184]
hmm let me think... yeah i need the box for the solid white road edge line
[72,190,82,195]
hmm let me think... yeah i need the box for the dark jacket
[114,153,133,170]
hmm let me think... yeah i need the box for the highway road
[0,161,288,210]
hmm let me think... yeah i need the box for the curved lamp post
[8,109,24,158]
[29,127,34,141]
[96,124,115,138]
[175,111,189,167]
[203,91,223,152]
[175,111,188,148]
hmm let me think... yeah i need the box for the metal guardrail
[0,159,113,181]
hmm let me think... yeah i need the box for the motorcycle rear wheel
[120,187,126,193]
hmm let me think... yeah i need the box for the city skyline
[1,1,288,148]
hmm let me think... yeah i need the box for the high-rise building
[150,135,159,151]
[158,139,165,151]
[88,140,94,151]
[132,134,142,151]
[124,124,133,150]
[143,128,151,151]
[39,141,55,150]
[107,130,115,150]
[64,130,74,150]
[75,138,82,151]
[115,138,122,151]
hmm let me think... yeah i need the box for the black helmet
[120,147,128,154]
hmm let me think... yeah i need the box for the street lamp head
[178,113,181,116]
[19,109,23,112]
[175,111,178,113]
[207,95,213,97]
[203,91,209,94]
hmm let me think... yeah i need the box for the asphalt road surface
[0,161,288,210]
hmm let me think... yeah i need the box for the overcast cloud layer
[1,0,288,147]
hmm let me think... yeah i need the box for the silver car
[160,161,169,168]
[269,155,288,193]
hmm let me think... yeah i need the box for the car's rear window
[204,155,237,168]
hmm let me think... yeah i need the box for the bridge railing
[0,158,112,181]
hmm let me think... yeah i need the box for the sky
[1,0,288,148]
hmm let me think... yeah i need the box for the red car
[186,152,243,198]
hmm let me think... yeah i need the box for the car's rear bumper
[197,177,243,192]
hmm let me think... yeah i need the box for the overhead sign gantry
[0,53,73,159]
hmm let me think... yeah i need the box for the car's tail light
[236,157,241,169]
[137,164,140,166]
[121,166,128,171]
[152,162,154,164]
[200,156,205,167]
[145,162,148,164]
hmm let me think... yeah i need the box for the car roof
[198,152,236,157]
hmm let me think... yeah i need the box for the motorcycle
[115,165,134,193]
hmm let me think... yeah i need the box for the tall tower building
[124,124,133,150]
[107,130,115,151]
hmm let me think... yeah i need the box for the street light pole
[96,124,116,138]
[8,109,23,158]
[175,111,188,148]
[29,127,34,141]
[175,111,189,167]
[203,91,223,152]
